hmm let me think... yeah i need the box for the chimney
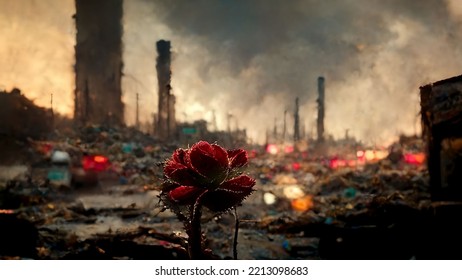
[317,76,325,142]
[74,0,124,126]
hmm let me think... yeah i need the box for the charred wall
[74,0,124,126]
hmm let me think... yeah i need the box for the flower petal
[227,149,248,169]
[164,160,197,185]
[169,186,205,205]
[202,189,254,212]
[211,144,229,167]
[220,174,256,192]
[187,142,228,181]
[202,175,255,212]
[172,148,187,165]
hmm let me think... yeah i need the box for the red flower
[163,141,255,212]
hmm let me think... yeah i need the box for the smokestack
[283,109,288,141]
[156,40,175,140]
[74,0,124,126]
[317,76,325,142]
[294,97,300,142]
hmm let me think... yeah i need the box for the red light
[329,157,349,169]
[329,158,339,169]
[284,145,294,153]
[83,155,110,172]
[292,162,301,171]
[404,152,425,165]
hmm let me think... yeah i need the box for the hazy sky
[1,0,462,144]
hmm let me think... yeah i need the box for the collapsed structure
[420,74,462,200]
[0,88,52,140]
[155,40,176,141]
[74,0,124,126]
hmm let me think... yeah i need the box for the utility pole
[273,117,278,140]
[136,93,140,129]
[50,93,54,129]
[50,93,54,117]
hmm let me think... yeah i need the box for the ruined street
[2,0,462,261]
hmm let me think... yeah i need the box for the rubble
[0,116,455,260]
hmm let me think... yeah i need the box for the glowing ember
[94,155,108,163]
[0,209,15,214]
[404,152,426,165]
[291,195,314,211]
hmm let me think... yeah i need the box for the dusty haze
[1,0,462,144]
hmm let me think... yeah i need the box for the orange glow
[291,195,314,211]
[347,159,357,167]
[94,155,108,163]
[0,209,15,214]
[363,149,389,162]
[404,152,426,165]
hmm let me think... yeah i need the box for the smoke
[2,0,462,144]
[123,0,462,144]
[0,0,74,114]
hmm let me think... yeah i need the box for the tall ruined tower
[156,40,176,140]
[74,0,124,126]
[294,97,300,141]
[317,76,325,142]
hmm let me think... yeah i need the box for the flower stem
[233,207,239,260]
[187,190,208,259]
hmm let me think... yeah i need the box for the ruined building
[74,0,124,126]
[317,76,325,142]
[294,97,300,141]
[156,40,176,140]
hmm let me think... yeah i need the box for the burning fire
[404,152,425,165]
